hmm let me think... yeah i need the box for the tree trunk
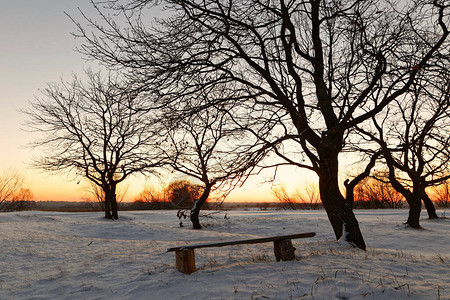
[190,184,212,229]
[111,193,119,220]
[318,150,366,250]
[344,151,381,207]
[102,184,119,220]
[386,163,422,229]
[344,179,355,208]
[420,189,438,219]
[395,190,422,229]
[405,193,422,229]
[104,187,118,219]
[104,193,112,219]
[396,192,422,229]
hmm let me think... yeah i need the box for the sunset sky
[0,1,325,202]
[0,1,96,201]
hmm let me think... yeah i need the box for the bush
[353,177,403,209]
[165,180,201,208]
[3,188,35,212]
[132,186,170,209]
[433,180,450,208]
[272,183,322,210]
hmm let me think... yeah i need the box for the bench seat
[167,232,316,274]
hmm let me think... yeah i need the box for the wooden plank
[167,232,315,252]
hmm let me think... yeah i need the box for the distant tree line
[273,176,450,210]
[0,170,35,212]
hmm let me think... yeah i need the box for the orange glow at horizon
[22,165,320,203]
[27,175,278,203]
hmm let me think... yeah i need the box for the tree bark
[104,187,119,219]
[385,155,422,229]
[190,184,212,229]
[389,180,422,229]
[405,193,422,229]
[111,193,119,220]
[102,184,119,220]
[318,149,366,250]
[104,193,112,219]
[420,189,438,219]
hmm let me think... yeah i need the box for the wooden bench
[167,232,316,274]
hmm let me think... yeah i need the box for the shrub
[353,177,403,209]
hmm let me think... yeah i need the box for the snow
[0,209,448,299]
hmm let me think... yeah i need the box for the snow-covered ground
[0,209,448,299]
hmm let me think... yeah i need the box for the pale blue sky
[1,0,93,165]
[0,1,118,201]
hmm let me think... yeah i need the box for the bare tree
[359,72,450,227]
[344,151,382,209]
[165,179,201,208]
[297,182,321,209]
[434,179,450,208]
[272,185,299,210]
[84,180,129,212]
[162,103,261,229]
[135,185,166,203]
[351,175,404,209]
[273,182,321,210]
[133,184,170,209]
[0,170,24,211]
[25,70,164,219]
[6,188,35,212]
[73,0,449,249]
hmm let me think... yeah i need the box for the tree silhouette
[165,180,201,208]
[0,170,24,211]
[25,70,164,219]
[73,0,449,249]
[358,73,450,228]
[161,99,261,229]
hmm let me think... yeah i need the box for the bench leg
[273,239,296,262]
[175,249,196,274]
